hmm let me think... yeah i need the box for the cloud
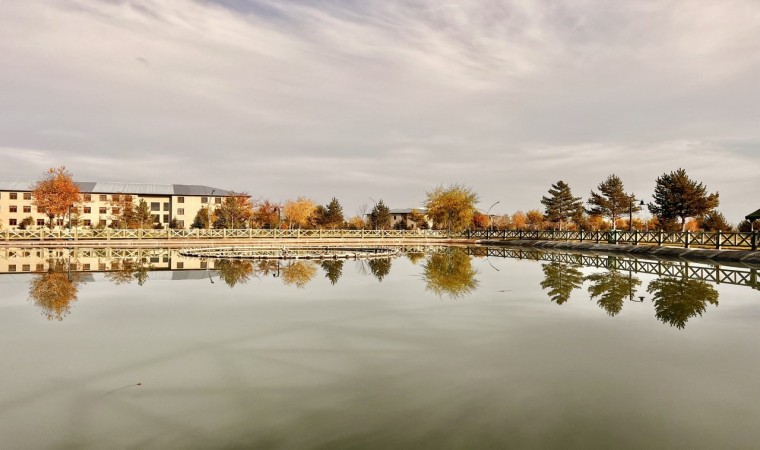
[0,0,758,220]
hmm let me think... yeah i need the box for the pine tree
[134,199,153,229]
[324,197,344,229]
[648,168,719,231]
[540,181,583,231]
[701,210,732,232]
[369,200,392,230]
[587,174,640,230]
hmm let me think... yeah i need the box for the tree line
[15,166,758,232]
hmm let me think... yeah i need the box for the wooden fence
[1,228,453,242]
[466,229,759,251]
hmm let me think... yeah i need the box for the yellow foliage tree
[425,184,479,233]
[283,197,317,229]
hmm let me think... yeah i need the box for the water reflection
[586,270,642,317]
[367,258,392,282]
[104,258,154,286]
[281,261,318,288]
[28,258,81,321]
[320,260,344,285]
[540,262,584,305]
[422,248,479,299]
[216,260,254,288]
[648,278,720,329]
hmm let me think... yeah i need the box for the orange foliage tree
[254,200,280,229]
[28,259,80,321]
[32,167,81,228]
[472,212,490,229]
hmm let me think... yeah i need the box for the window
[83,194,91,201]
[22,264,30,272]
[125,195,132,202]
[163,202,170,211]
[152,214,160,223]
[177,197,185,203]
[163,255,169,263]
[151,202,160,212]
[99,207,107,214]
[163,214,169,223]
[112,194,120,201]
[177,208,184,215]
[99,219,106,227]
[82,264,91,271]
[9,206,17,213]
[83,207,91,214]
[83,220,91,226]
[215,198,222,204]
[9,219,17,226]
[99,195,107,201]
[36,219,45,226]
[113,207,120,214]
[99,263,106,271]
[176,262,184,269]
[37,206,45,213]
[200,261,207,269]
[10,193,17,200]
[177,220,185,228]
[201,197,208,203]
[23,206,31,213]
[9,265,16,272]
[23,192,31,200]
[150,257,160,263]
[36,264,44,272]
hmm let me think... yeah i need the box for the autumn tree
[254,200,279,229]
[284,197,317,229]
[540,180,583,231]
[409,209,429,229]
[472,212,490,229]
[587,174,640,231]
[425,184,479,233]
[281,261,318,288]
[216,260,254,287]
[214,193,254,229]
[367,258,392,282]
[525,209,545,231]
[110,194,136,228]
[346,215,366,230]
[369,200,392,230]
[512,211,528,230]
[31,167,81,228]
[648,168,719,231]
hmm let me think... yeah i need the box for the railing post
[633,230,638,246]
[40,229,44,241]
[684,230,690,248]
[518,230,523,240]
[716,231,722,250]
[4,229,8,241]
[167,228,171,240]
[657,230,663,247]
[752,231,758,251]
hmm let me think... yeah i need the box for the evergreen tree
[540,262,584,304]
[648,168,719,231]
[369,200,392,230]
[647,278,719,329]
[587,174,640,230]
[586,270,641,317]
[134,199,153,229]
[321,260,344,285]
[540,180,583,231]
[700,210,732,232]
[191,206,209,229]
[324,197,344,229]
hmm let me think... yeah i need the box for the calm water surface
[1,246,759,449]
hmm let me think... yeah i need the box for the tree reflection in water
[406,252,425,265]
[585,270,641,316]
[28,258,80,321]
[104,258,153,286]
[216,259,254,288]
[422,248,478,299]
[281,261,318,288]
[367,258,392,282]
[320,260,344,285]
[647,278,719,329]
[540,262,584,305]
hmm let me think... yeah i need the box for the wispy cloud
[0,0,758,220]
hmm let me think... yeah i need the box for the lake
[1,245,759,449]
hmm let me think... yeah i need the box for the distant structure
[0,181,234,229]
[746,209,760,231]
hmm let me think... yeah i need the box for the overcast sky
[1,0,759,221]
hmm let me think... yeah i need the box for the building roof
[0,180,234,196]
[389,208,427,214]
[746,209,760,221]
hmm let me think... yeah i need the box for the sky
[1,0,759,221]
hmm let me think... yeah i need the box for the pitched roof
[746,209,760,220]
[0,180,234,196]
[389,208,427,214]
